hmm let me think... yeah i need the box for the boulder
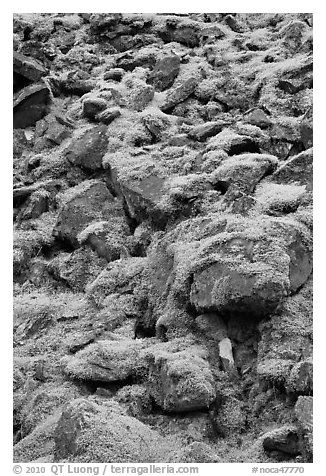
[53,180,117,248]
[53,398,164,462]
[64,338,150,382]
[161,76,199,112]
[82,97,108,120]
[188,121,226,141]
[13,51,48,83]
[49,248,107,292]
[148,54,180,91]
[14,83,51,129]
[104,68,125,81]
[243,108,273,129]
[95,107,121,125]
[263,425,300,455]
[288,360,313,394]
[86,257,147,306]
[34,113,72,150]
[272,148,313,189]
[64,125,108,170]
[145,341,216,412]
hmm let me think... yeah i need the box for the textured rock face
[13,12,313,465]
[53,180,117,247]
[64,126,108,170]
[13,83,51,128]
[145,343,216,412]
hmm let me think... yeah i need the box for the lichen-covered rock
[144,340,216,412]
[53,180,116,247]
[64,125,108,170]
[172,442,221,463]
[63,338,151,382]
[262,425,300,455]
[53,398,164,462]
[86,257,147,306]
[295,396,313,461]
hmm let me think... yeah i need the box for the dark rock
[13,51,48,84]
[17,189,49,220]
[82,97,108,120]
[161,76,199,112]
[57,71,96,96]
[300,109,313,149]
[188,121,227,141]
[13,83,51,129]
[64,126,108,170]
[263,426,300,455]
[148,54,180,92]
[34,114,72,150]
[272,148,313,188]
[243,108,272,129]
[103,68,125,81]
[95,107,121,125]
[224,14,244,33]
[53,180,116,248]
[277,79,299,94]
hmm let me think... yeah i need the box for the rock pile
[13,12,313,463]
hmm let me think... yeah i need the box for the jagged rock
[145,341,216,412]
[188,121,226,141]
[263,425,300,455]
[86,257,147,306]
[64,339,150,382]
[272,148,313,189]
[148,54,180,91]
[64,126,108,170]
[161,76,199,112]
[34,113,72,150]
[54,70,96,96]
[210,153,278,194]
[53,180,116,248]
[288,360,313,394]
[49,248,107,292]
[17,189,49,220]
[14,83,51,129]
[77,216,132,262]
[300,109,313,149]
[53,398,164,462]
[13,51,48,84]
[219,337,236,373]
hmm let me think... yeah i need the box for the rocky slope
[13,13,313,463]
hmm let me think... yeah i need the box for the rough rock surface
[13,12,313,464]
